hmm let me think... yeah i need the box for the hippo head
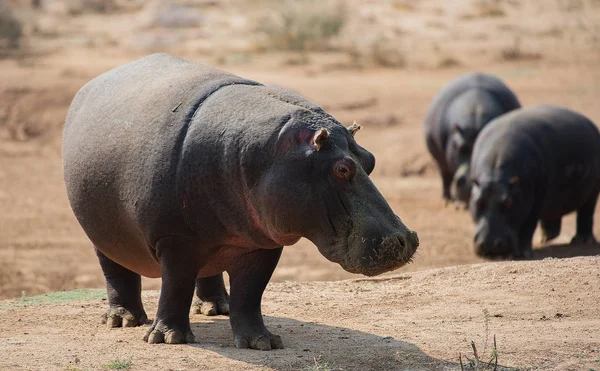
[252,116,419,276]
[446,124,478,204]
[470,176,531,258]
[446,91,508,204]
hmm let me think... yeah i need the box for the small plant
[257,0,346,51]
[473,1,506,17]
[303,356,342,371]
[347,36,406,68]
[437,57,462,68]
[500,36,542,61]
[0,7,23,50]
[458,309,518,370]
[101,358,131,370]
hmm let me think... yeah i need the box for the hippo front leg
[516,215,538,259]
[228,247,284,351]
[143,236,200,344]
[191,274,230,316]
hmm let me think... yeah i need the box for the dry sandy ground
[1,256,599,371]
[1,0,600,370]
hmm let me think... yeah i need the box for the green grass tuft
[0,289,106,310]
[101,359,132,370]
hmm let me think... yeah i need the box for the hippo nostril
[396,235,406,249]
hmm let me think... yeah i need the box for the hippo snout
[474,228,517,259]
[351,228,419,277]
[450,164,472,204]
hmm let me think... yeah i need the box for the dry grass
[500,36,542,61]
[473,1,506,18]
[256,0,346,52]
[0,6,23,50]
[347,36,407,68]
[458,310,518,371]
[437,56,462,68]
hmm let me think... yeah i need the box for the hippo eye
[333,161,355,181]
[335,164,350,178]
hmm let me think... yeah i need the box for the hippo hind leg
[540,218,561,243]
[571,191,599,245]
[96,248,148,328]
[228,247,284,350]
[191,274,230,316]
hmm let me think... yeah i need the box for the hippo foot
[540,226,560,243]
[233,329,284,351]
[101,306,148,328]
[143,322,195,344]
[540,233,558,244]
[191,297,229,316]
[570,234,597,245]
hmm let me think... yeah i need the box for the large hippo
[63,54,419,349]
[424,72,521,205]
[470,105,600,259]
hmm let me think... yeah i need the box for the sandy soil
[1,0,600,370]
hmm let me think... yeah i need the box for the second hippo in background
[470,105,600,259]
[425,72,521,206]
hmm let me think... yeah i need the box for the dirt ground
[1,0,600,370]
[1,257,599,370]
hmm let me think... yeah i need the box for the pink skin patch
[275,128,314,155]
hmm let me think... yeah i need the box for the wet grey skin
[469,105,600,259]
[62,53,419,350]
[424,72,521,206]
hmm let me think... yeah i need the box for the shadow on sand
[532,242,600,260]
[184,316,456,371]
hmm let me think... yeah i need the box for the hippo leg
[228,247,284,350]
[540,218,562,243]
[143,236,199,344]
[96,248,148,328]
[516,215,538,259]
[571,192,599,245]
[441,170,453,202]
[191,274,230,316]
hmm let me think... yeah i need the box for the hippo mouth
[321,230,419,277]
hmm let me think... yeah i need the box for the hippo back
[424,72,521,169]
[63,54,261,267]
[472,105,600,216]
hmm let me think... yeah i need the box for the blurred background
[1,0,600,299]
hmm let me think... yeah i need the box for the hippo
[469,105,600,259]
[424,72,521,205]
[62,53,419,350]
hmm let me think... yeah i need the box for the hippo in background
[62,53,419,350]
[425,72,521,206]
[470,105,600,259]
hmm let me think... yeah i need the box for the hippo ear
[312,128,329,151]
[347,121,362,137]
[452,123,464,135]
